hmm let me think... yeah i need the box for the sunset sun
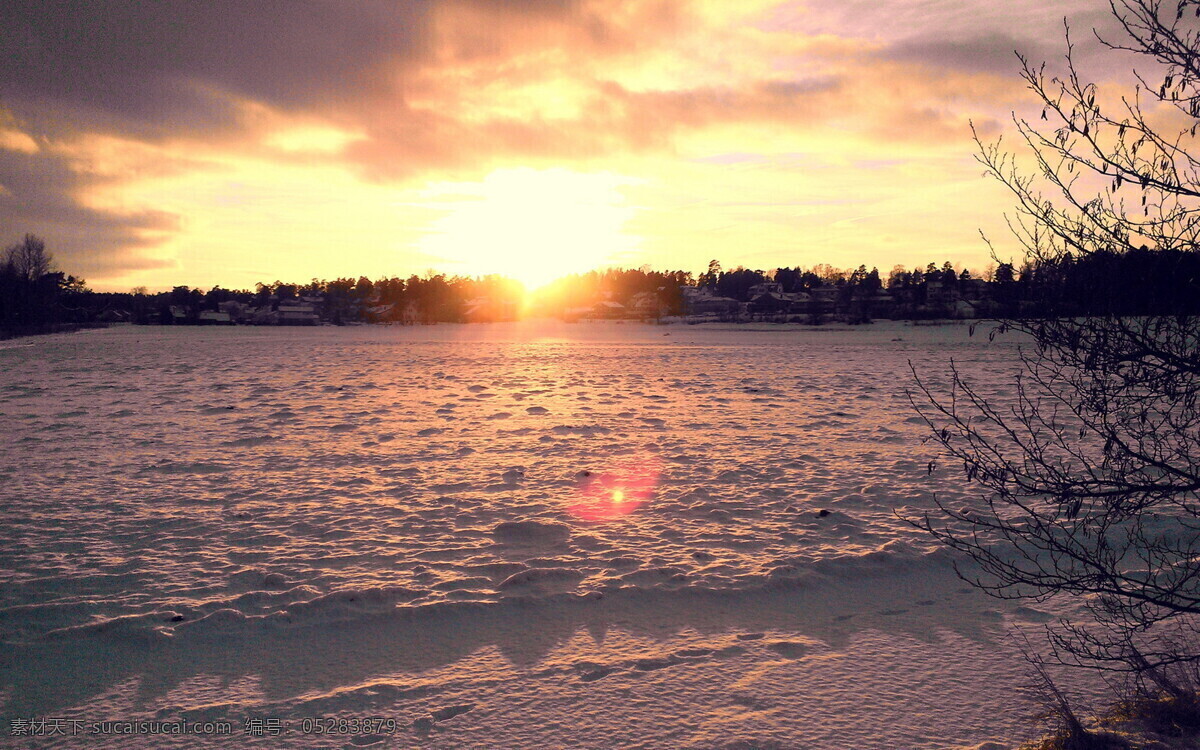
[416,168,643,290]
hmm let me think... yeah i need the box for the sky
[0,0,1123,291]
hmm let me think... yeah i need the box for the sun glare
[417,168,643,290]
[567,457,662,522]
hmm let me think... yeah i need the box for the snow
[0,321,1102,748]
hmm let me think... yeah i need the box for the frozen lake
[0,321,1085,748]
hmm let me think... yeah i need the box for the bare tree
[5,234,53,282]
[909,0,1200,692]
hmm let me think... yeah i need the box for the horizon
[76,257,993,297]
[0,1,1123,293]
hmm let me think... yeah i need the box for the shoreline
[1,316,978,337]
[0,322,101,341]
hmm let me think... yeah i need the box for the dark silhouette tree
[5,234,53,282]
[698,259,722,288]
[0,235,88,331]
[864,267,883,292]
[910,0,1200,699]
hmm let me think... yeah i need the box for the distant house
[197,310,233,325]
[365,303,394,323]
[747,291,792,315]
[218,300,249,323]
[868,289,896,317]
[681,287,741,317]
[925,279,959,307]
[747,281,785,297]
[747,282,812,317]
[399,299,420,325]
[808,287,839,312]
[277,299,319,325]
[250,307,278,325]
[959,278,988,302]
[592,300,627,319]
[629,291,669,319]
[463,296,518,323]
[953,299,979,318]
[97,309,132,324]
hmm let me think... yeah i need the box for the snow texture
[0,321,1103,748]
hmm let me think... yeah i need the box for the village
[153,273,1000,327]
[14,244,1195,336]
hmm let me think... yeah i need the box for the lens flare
[567,457,661,522]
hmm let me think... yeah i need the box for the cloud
[765,0,1102,45]
[0,128,38,154]
[0,144,179,278]
[0,0,696,270]
[0,0,683,142]
[0,0,1104,287]
[880,32,1046,75]
[0,0,433,137]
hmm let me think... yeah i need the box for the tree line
[2,233,1198,335]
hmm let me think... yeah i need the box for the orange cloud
[0,0,1100,289]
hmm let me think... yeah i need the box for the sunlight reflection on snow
[567,456,662,522]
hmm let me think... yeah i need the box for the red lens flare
[567,457,662,522]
